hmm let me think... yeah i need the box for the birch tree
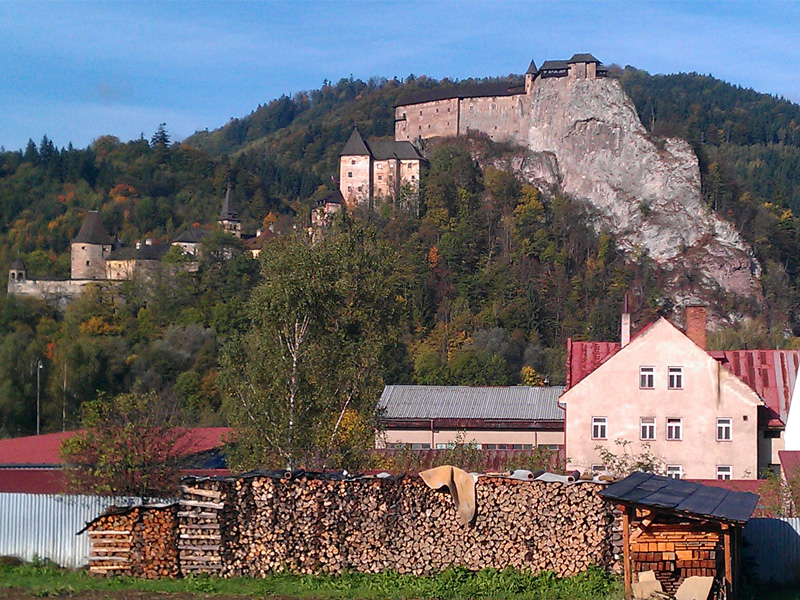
[221,220,401,470]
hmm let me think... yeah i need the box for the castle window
[448,107,451,112]
[377,175,382,181]
[419,110,422,116]
[376,164,382,169]
[348,171,353,178]
[81,246,85,250]
[436,108,439,113]
[351,159,355,165]
[86,261,90,266]
[347,186,352,192]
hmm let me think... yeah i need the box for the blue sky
[2,0,799,152]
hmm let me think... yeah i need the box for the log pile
[181,473,618,578]
[177,481,231,574]
[87,504,178,578]
[631,525,722,593]
[87,510,133,576]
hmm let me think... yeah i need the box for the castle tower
[525,59,538,94]
[8,256,26,285]
[339,128,373,209]
[71,211,113,280]
[218,182,242,238]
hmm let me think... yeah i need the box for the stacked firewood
[87,510,134,575]
[131,505,179,578]
[198,474,618,578]
[177,480,231,574]
[88,504,178,578]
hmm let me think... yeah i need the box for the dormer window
[668,367,683,389]
[639,366,654,389]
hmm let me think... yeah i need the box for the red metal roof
[565,339,620,389]
[565,326,800,426]
[0,427,232,467]
[779,450,800,476]
[708,350,800,427]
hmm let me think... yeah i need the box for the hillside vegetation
[0,69,799,439]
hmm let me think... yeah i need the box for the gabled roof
[779,450,800,476]
[341,128,371,156]
[173,227,210,244]
[569,53,601,64]
[564,320,800,426]
[368,140,424,161]
[244,228,276,251]
[600,471,759,524]
[72,211,113,245]
[378,385,565,422]
[316,190,345,207]
[526,60,538,74]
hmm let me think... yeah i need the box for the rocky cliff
[516,77,761,305]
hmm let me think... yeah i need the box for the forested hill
[1,67,800,438]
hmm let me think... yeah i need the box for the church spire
[218,181,242,238]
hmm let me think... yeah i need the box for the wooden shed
[601,472,758,600]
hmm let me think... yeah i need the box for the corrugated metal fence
[743,517,800,586]
[0,493,142,568]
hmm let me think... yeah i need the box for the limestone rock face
[519,77,761,300]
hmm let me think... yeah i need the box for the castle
[394,53,607,143]
[338,54,607,207]
[8,185,273,306]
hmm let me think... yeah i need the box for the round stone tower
[71,211,113,280]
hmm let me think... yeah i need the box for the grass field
[1,558,798,600]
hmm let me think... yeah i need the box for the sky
[2,0,800,152]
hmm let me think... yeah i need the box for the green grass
[0,559,622,599]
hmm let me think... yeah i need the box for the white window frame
[592,416,607,440]
[717,417,732,441]
[666,465,683,479]
[640,417,656,441]
[666,418,682,441]
[640,366,654,389]
[717,465,732,480]
[668,366,684,389]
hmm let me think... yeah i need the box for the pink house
[561,306,799,480]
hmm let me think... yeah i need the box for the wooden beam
[622,505,632,600]
[723,523,733,600]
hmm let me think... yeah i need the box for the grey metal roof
[72,211,113,245]
[378,385,565,421]
[600,472,759,524]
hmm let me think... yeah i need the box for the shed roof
[600,471,759,524]
[378,385,565,421]
[72,211,113,245]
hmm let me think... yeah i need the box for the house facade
[562,306,798,480]
[377,385,565,450]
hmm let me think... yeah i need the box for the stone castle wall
[71,242,111,280]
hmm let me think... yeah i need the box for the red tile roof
[0,428,232,467]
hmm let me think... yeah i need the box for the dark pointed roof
[341,128,371,156]
[72,211,113,245]
[569,53,600,64]
[10,256,25,271]
[526,60,538,74]
[219,183,239,222]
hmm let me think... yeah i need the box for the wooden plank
[179,534,221,540]
[179,499,224,510]
[622,505,632,600]
[181,486,222,499]
[178,511,219,519]
[178,523,221,530]
[723,524,733,600]
[88,530,131,536]
[89,566,130,572]
[181,564,223,571]
[89,556,130,562]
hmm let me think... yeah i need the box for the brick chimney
[620,294,631,348]
[685,304,707,350]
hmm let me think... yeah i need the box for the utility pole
[36,360,43,435]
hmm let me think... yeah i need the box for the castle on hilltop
[8,185,274,307]
[394,53,607,143]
